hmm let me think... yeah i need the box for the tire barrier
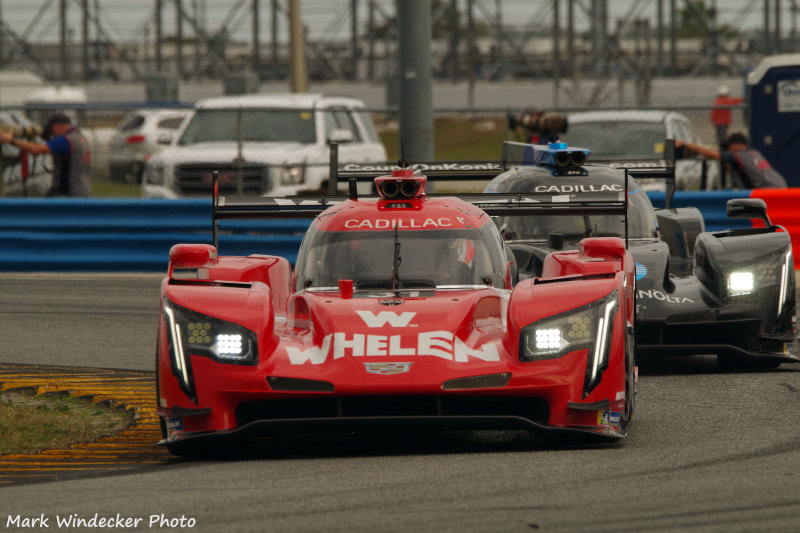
[0,190,795,272]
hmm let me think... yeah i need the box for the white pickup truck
[142,93,387,198]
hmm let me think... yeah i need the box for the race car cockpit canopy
[486,162,659,243]
[294,209,509,292]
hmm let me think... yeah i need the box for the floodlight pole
[397,0,434,164]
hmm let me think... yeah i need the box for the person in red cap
[710,85,744,146]
[0,113,92,196]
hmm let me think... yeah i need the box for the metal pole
[765,0,772,54]
[60,0,69,82]
[252,0,260,74]
[82,0,89,81]
[176,0,184,78]
[567,0,575,78]
[656,0,664,77]
[553,0,560,109]
[776,0,782,52]
[351,0,358,80]
[448,0,458,81]
[670,0,677,75]
[368,0,375,81]
[398,0,434,162]
[710,0,718,75]
[155,0,163,72]
[272,0,279,79]
[289,0,307,92]
[467,0,476,108]
[494,0,504,80]
[0,2,4,67]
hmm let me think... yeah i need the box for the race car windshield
[295,225,508,291]
[499,187,657,242]
[562,121,666,157]
[179,109,317,145]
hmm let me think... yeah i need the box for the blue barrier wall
[646,190,751,231]
[0,192,749,272]
[0,199,309,272]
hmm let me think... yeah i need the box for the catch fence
[0,103,743,195]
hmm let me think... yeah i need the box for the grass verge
[92,180,141,198]
[0,389,132,455]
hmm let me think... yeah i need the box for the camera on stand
[507,108,568,143]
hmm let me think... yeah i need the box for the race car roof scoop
[501,141,590,174]
[375,168,427,199]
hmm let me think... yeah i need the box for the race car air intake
[554,151,570,167]
[569,151,586,166]
[380,179,401,198]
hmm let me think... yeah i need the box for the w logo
[355,310,416,328]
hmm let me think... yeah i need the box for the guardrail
[0,190,793,272]
[646,189,751,231]
[0,199,309,272]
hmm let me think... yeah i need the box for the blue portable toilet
[747,54,800,187]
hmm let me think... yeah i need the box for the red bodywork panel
[157,196,635,446]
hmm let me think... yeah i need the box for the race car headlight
[520,291,617,363]
[275,165,305,186]
[728,271,754,296]
[164,301,258,365]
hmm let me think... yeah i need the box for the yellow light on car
[187,322,212,344]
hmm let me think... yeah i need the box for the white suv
[142,93,387,198]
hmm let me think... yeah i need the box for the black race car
[484,141,799,368]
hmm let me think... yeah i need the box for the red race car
[156,145,637,456]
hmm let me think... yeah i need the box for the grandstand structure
[0,0,797,96]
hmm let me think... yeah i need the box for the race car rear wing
[211,153,630,250]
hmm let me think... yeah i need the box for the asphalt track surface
[2,274,800,532]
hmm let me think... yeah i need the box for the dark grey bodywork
[485,163,799,367]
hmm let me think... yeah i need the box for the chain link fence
[1,102,746,196]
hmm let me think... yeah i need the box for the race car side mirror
[169,244,219,277]
[726,198,771,227]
